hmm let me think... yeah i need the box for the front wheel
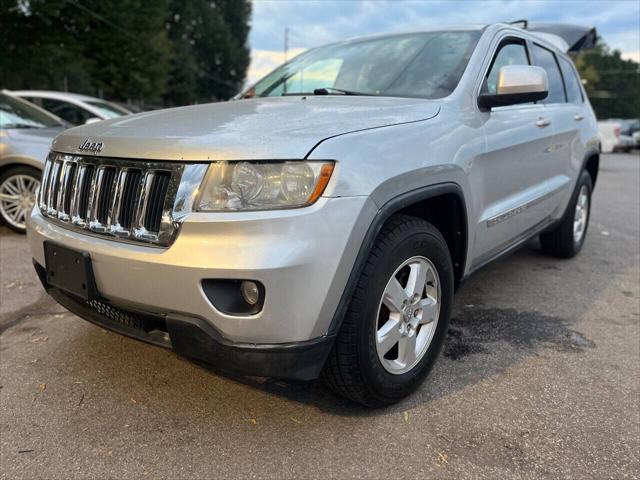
[0,166,41,233]
[322,215,453,407]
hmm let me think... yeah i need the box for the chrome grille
[39,153,207,247]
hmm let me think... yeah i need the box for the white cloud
[247,0,640,84]
[621,51,640,63]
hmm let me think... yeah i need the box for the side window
[41,98,92,125]
[558,56,584,103]
[21,96,41,107]
[483,40,529,94]
[532,44,566,104]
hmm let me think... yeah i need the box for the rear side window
[532,44,566,104]
[483,41,530,94]
[558,56,584,103]
[41,98,92,125]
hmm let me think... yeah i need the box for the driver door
[471,37,553,266]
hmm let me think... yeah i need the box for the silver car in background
[10,90,132,126]
[28,23,599,406]
[0,92,66,232]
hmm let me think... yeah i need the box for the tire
[321,215,454,407]
[0,166,41,234]
[540,170,592,258]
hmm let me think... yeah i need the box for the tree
[0,0,90,92]
[575,39,640,119]
[163,0,251,105]
[0,0,251,106]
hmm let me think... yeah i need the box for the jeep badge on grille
[78,138,104,154]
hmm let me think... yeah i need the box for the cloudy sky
[246,0,640,84]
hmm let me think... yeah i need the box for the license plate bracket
[44,241,99,300]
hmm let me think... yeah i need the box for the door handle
[536,118,552,128]
[573,114,584,121]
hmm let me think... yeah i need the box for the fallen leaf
[290,417,302,424]
[403,411,410,423]
[39,383,46,391]
[249,418,257,425]
[437,452,448,465]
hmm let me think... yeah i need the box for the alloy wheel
[0,174,40,231]
[573,185,589,244]
[375,255,441,375]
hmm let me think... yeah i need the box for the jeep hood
[51,96,440,161]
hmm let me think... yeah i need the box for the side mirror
[85,117,101,125]
[478,65,549,110]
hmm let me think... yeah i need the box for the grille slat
[119,170,141,229]
[61,162,77,219]
[144,172,170,233]
[46,160,62,215]
[96,167,116,225]
[39,154,186,246]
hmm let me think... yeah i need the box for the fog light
[240,281,260,305]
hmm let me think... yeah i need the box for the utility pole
[284,27,289,63]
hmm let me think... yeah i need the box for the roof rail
[509,19,528,29]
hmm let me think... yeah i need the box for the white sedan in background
[10,90,132,126]
[597,119,638,153]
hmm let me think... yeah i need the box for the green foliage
[575,39,640,119]
[164,0,251,105]
[0,0,251,105]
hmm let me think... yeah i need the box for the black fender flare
[326,182,468,335]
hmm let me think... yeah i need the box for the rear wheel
[0,166,41,233]
[322,215,453,407]
[540,170,592,258]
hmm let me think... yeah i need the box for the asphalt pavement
[1,153,639,479]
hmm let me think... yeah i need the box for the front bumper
[28,195,377,378]
[33,263,334,380]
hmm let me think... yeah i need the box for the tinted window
[0,93,64,129]
[250,30,481,100]
[558,56,583,103]
[532,44,566,104]
[86,101,130,118]
[484,41,529,94]
[41,98,92,125]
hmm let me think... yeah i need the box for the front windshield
[248,30,481,99]
[85,101,130,118]
[0,93,64,129]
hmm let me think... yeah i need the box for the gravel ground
[1,153,639,479]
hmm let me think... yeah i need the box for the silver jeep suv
[28,23,599,406]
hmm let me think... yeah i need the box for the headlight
[196,161,334,211]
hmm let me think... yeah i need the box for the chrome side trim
[486,184,563,228]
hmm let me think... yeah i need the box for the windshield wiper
[1,123,40,129]
[312,87,370,96]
